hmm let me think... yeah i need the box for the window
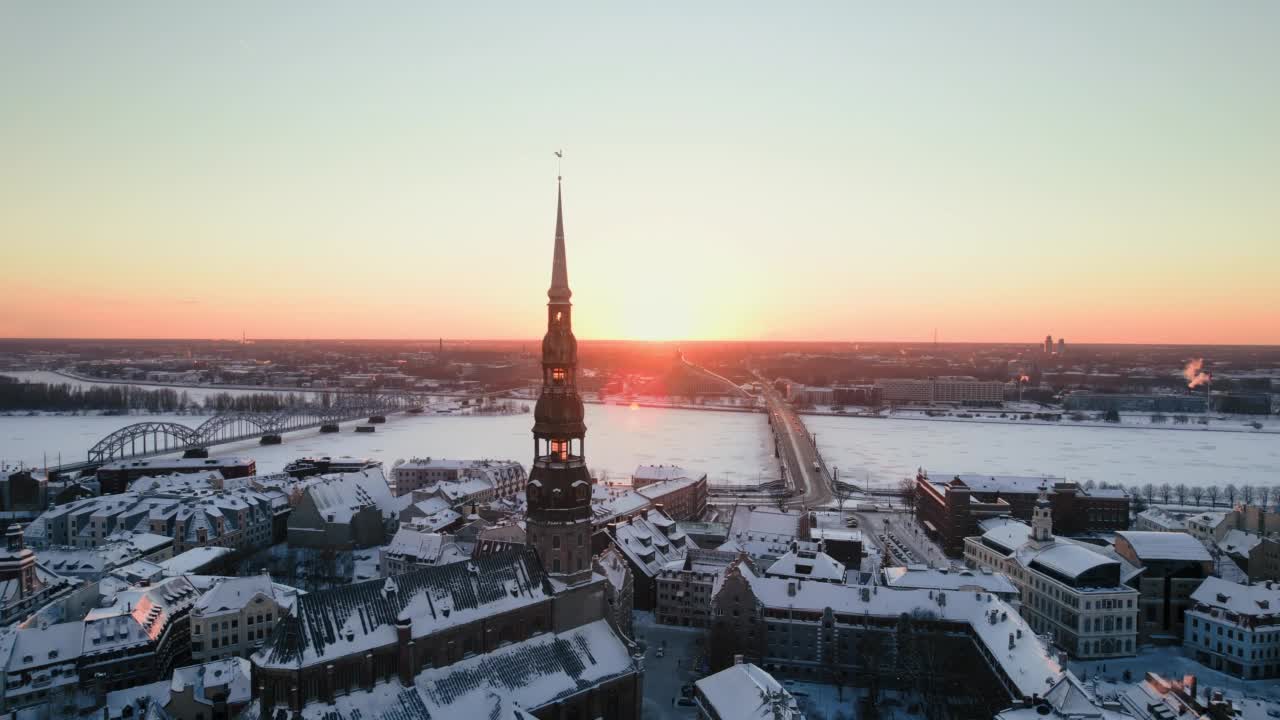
[553,535,561,549]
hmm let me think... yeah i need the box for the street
[635,612,705,720]
[754,373,833,508]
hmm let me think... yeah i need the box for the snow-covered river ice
[1,371,1275,489]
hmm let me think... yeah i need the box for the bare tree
[1083,479,1096,490]
[1260,485,1273,511]
[1242,485,1255,507]
[898,476,918,514]
[1143,483,1156,505]
[1175,484,1189,506]
[1225,484,1239,507]
[1206,485,1220,508]
[1159,483,1173,504]
[831,469,855,516]
[1190,486,1204,507]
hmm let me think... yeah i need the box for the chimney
[1182,675,1197,702]
[396,614,415,686]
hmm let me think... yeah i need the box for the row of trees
[0,378,318,414]
[887,474,1274,513]
[0,380,192,413]
[202,391,317,413]
[1131,481,1275,511]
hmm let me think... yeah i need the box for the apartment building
[190,574,299,663]
[1184,577,1280,680]
[390,458,526,500]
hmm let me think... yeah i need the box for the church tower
[526,177,593,585]
[1031,482,1054,544]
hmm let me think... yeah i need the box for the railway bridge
[48,391,436,478]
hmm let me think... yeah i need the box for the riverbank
[798,405,1279,435]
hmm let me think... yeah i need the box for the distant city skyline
[3,3,1278,344]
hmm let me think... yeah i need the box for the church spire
[549,178,571,302]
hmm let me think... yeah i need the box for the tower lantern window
[551,440,568,460]
[552,367,566,383]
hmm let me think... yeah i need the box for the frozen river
[2,369,1276,489]
[0,404,779,485]
[807,414,1280,489]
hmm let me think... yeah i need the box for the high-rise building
[526,177,594,585]
[1057,337,1065,356]
[1044,334,1054,355]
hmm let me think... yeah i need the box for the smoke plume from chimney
[1183,358,1212,388]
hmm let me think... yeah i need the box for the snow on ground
[809,404,1280,434]
[0,403,778,485]
[634,610,707,720]
[0,370,312,404]
[807,414,1280,489]
[1069,645,1280,707]
[5,378,1278,492]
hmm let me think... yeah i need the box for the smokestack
[1206,372,1212,415]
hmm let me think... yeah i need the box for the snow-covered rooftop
[1135,507,1186,531]
[764,549,845,583]
[193,573,298,616]
[1026,543,1116,580]
[1190,576,1280,620]
[612,509,694,578]
[1115,530,1213,563]
[883,565,1018,596]
[170,657,252,707]
[255,547,552,671]
[159,546,232,576]
[253,619,635,720]
[633,464,691,482]
[735,564,1062,698]
[383,526,468,567]
[728,506,802,539]
[1218,529,1263,558]
[306,467,399,522]
[934,473,1066,495]
[695,662,802,720]
[996,671,1128,719]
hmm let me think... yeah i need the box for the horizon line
[1,336,1278,349]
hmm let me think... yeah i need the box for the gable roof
[255,547,551,670]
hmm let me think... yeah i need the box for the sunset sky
[2,3,1277,344]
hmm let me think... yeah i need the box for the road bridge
[753,373,835,508]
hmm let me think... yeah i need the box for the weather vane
[555,149,563,180]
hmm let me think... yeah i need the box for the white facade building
[963,488,1140,659]
[391,458,526,502]
[1183,577,1280,679]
